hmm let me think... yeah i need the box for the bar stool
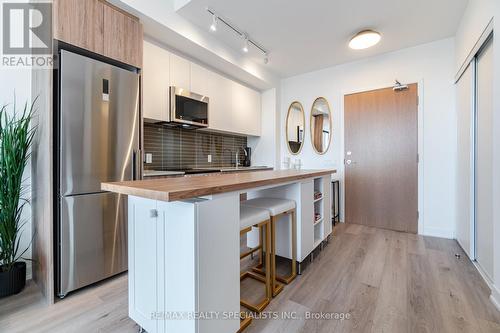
[242,198,297,297]
[239,205,272,316]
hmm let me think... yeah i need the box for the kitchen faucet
[235,147,248,168]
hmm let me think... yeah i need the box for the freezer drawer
[59,50,139,196]
[58,192,128,297]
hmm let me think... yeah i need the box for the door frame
[339,80,424,234]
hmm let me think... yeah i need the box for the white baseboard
[491,285,500,312]
[471,258,500,312]
[422,226,454,239]
[473,260,495,290]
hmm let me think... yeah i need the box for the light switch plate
[145,153,153,164]
[208,154,212,163]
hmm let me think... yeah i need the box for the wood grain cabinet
[103,4,143,68]
[53,0,143,68]
[53,0,104,54]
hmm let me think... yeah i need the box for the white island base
[126,175,332,333]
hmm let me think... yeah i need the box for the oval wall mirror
[310,97,332,154]
[286,101,305,155]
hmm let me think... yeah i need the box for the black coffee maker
[243,147,251,167]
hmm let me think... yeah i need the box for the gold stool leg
[238,315,252,333]
[264,219,272,299]
[259,224,264,266]
[250,225,265,272]
[275,209,297,285]
[270,216,284,297]
[253,210,298,288]
[240,220,273,312]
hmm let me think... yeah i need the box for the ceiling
[176,0,468,78]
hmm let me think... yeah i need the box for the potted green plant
[0,99,36,298]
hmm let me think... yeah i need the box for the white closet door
[475,38,494,281]
[455,64,474,257]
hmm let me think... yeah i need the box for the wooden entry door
[344,84,418,233]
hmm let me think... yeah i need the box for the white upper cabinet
[170,53,191,89]
[231,82,261,136]
[244,85,261,136]
[191,63,261,136]
[207,72,233,133]
[143,40,170,121]
[190,62,210,96]
[142,43,261,136]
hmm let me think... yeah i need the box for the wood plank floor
[1,223,500,333]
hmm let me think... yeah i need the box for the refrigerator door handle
[133,149,142,180]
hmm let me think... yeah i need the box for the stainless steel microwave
[169,86,209,128]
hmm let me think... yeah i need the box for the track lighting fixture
[206,7,269,63]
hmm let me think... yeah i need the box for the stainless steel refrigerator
[56,50,140,298]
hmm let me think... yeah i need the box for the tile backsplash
[143,123,247,170]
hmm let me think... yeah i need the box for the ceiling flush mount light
[209,14,218,32]
[349,30,381,50]
[206,7,269,63]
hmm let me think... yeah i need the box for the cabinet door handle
[150,209,158,218]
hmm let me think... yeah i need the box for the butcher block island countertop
[102,169,336,202]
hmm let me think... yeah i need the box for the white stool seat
[240,205,270,230]
[242,198,296,216]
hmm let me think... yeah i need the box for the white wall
[455,0,495,73]
[0,68,33,279]
[280,38,457,239]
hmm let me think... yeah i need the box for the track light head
[242,35,249,53]
[210,14,218,32]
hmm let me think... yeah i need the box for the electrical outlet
[207,154,212,163]
[145,153,153,164]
